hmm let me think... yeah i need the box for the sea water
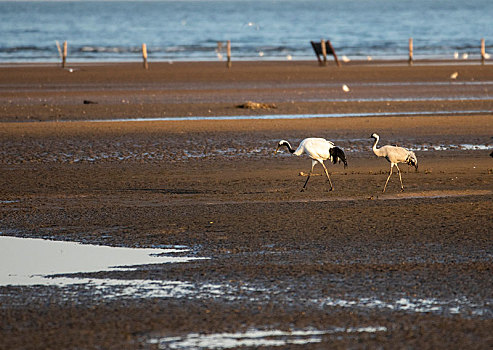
[0,0,491,62]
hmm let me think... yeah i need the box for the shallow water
[0,236,206,286]
[94,109,491,123]
[0,236,491,320]
[147,326,388,349]
[314,295,491,318]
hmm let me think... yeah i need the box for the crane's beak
[274,146,280,155]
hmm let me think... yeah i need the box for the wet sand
[0,61,492,349]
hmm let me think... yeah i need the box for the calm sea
[0,0,491,62]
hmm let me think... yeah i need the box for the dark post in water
[63,41,68,68]
[227,40,232,68]
[326,40,340,67]
[310,40,340,67]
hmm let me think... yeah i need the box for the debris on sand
[236,101,277,110]
[299,172,321,176]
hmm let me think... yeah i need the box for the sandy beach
[0,61,492,349]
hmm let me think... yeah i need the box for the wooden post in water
[61,41,67,68]
[142,43,149,70]
[216,41,223,60]
[481,38,486,65]
[226,40,232,68]
[320,39,327,66]
[326,40,341,67]
[408,38,413,66]
[56,41,62,66]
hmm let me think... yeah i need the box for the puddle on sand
[93,109,491,123]
[147,326,388,349]
[1,237,490,320]
[0,236,206,286]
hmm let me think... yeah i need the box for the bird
[275,138,347,192]
[370,133,418,192]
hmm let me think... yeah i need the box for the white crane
[275,137,347,192]
[370,133,418,192]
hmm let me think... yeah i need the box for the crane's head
[406,151,419,172]
[330,146,348,168]
[370,133,379,140]
[274,140,289,154]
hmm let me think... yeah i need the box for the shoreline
[0,57,491,67]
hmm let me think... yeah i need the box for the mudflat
[0,61,492,349]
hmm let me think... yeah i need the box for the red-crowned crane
[371,133,418,192]
[275,137,347,192]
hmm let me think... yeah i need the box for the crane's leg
[301,160,316,192]
[395,164,404,191]
[383,164,394,193]
[320,161,334,191]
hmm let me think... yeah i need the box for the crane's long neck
[281,141,296,153]
[372,135,380,154]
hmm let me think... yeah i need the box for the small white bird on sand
[275,138,347,192]
[370,133,418,192]
[450,72,459,79]
[342,84,350,92]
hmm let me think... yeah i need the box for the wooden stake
[56,41,62,60]
[227,40,232,68]
[142,43,149,70]
[481,38,486,64]
[216,41,223,60]
[60,41,68,68]
[408,38,413,66]
[326,40,341,67]
[320,39,327,66]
